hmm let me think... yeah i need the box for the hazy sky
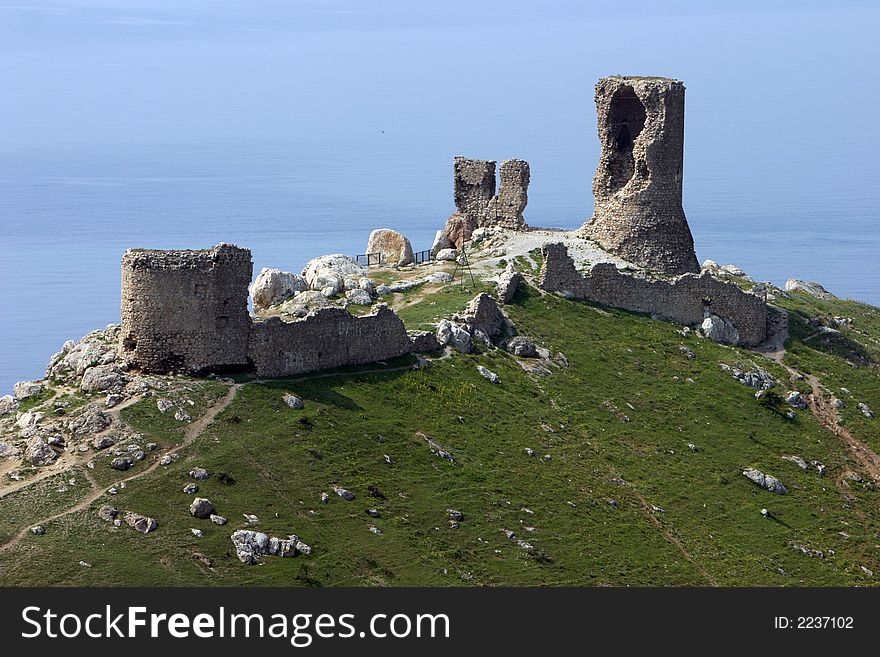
[2,0,879,151]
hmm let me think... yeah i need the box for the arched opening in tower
[606,85,646,193]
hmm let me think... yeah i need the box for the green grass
[2,285,880,586]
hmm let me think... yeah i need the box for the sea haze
[1,1,878,392]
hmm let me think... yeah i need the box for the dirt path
[755,308,880,486]
[0,384,239,554]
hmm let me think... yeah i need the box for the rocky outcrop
[581,76,699,275]
[250,268,308,312]
[230,529,311,565]
[365,229,415,266]
[301,254,366,296]
[13,381,43,400]
[701,314,739,345]
[742,468,788,495]
[80,365,127,393]
[784,279,837,300]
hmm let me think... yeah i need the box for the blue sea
[1,1,878,393]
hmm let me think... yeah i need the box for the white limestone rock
[436,319,471,353]
[250,268,308,311]
[80,365,127,393]
[302,254,366,295]
[742,467,788,494]
[0,395,19,416]
[784,279,837,300]
[497,262,523,304]
[435,248,458,261]
[477,365,500,384]
[26,435,57,466]
[345,289,373,306]
[785,391,809,410]
[13,380,44,400]
[701,314,740,345]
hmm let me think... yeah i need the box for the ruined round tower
[582,76,699,275]
[119,243,253,374]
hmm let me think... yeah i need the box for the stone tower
[441,156,530,248]
[119,243,252,374]
[582,76,699,275]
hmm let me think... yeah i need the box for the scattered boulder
[31,525,45,536]
[210,514,228,525]
[189,498,215,519]
[497,263,523,304]
[742,467,788,494]
[156,398,173,413]
[13,380,44,400]
[462,293,506,339]
[283,393,304,410]
[425,272,453,284]
[302,254,366,295]
[243,513,258,524]
[447,509,464,522]
[159,453,179,466]
[832,398,845,410]
[183,483,199,494]
[97,505,119,522]
[124,512,158,534]
[435,248,458,261]
[174,408,191,422]
[505,336,538,358]
[111,456,133,471]
[365,228,415,266]
[334,487,355,501]
[26,435,57,466]
[782,455,808,470]
[17,411,44,429]
[477,365,500,384]
[719,363,774,389]
[784,279,836,300]
[785,391,809,410]
[92,435,115,450]
[189,468,209,481]
[345,289,373,306]
[191,528,203,538]
[250,268,308,312]
[858,403,875,419]
[701,314,740,345]
[80,365,127,393]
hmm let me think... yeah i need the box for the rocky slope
[1,228,878,586]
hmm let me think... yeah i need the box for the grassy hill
[1,279,879,586]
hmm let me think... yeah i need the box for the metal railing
[412,249,433,265]
[355,252,385,267]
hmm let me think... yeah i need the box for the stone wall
[120,244,253,373]
[581,76,699,275]
[539,243,767,346]
[248,305,415,378]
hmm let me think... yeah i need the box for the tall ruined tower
[582,76,699,275]
[119,243,252,374]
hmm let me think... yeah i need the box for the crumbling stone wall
[581,76,699,275]
[442,156,530,247]
[120,244,252,373]
[248,305,415,378]
[539,243,766,345]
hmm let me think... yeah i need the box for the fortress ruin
[440,156,530,248]
[119,244,429,377]
[581,76,700,275]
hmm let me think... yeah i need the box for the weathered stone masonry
[120,244,253,374]
[539,243,767,346]
[248,306,413,378]
[582,76,699,275]
[441,156,530,247]
[120,244,421,377]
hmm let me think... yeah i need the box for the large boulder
[302,254,366,296]
[13,381,44,400]
[435,248,458,261]
[26,435,57,466]
[701,314,740,346]
[366,229,415,266]
[124,512,158,534]
[231,530,310,564]
[431,229,452,256]
[80,365,127,393]
[250,268,308,311]
[436,320,471,353]
[345,289,373,306]
[442,212,478,249]
[742,467,787,495]
[784,279,836,300]
[189,498,215,519]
